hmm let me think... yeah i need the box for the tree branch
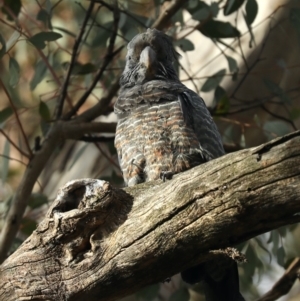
[54,0,96,119]
[1,131,300,301]
[152,0,187,30]
[256,257,300,301]
[0,119,116,263]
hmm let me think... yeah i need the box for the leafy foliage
[0,0,299,300]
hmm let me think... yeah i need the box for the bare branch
[256,257,300,301]
[54,0,96,119]
[0,79,32,157]
[0,118,116,263]
[1,131,300,300]
[152,0,187,30]
[64,0,120,120]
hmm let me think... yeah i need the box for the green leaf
[199,20,240,38]
[263,78,292,104]
[170,288,190,301]
[201,69,226,92]
[174,39,195,52]
[0,33,6,59]
[9,57,20,87]
[210,2,219,17]
[30,59,47,90]
[28,193,48,209]
[191,2,219,21]
[214,85,229,106]
[72,62,97,75]
[245,0,258,25]
[0,107,13,124]
[20,217,36,236]
[225,55,238,72]
[277,246,286,267]
[1,139,10,183]
[6,30,21,53]
[186,0,201,10]
[37,9,52,29]
[192,7,211,21]
[136,284,159,301]
[39,101,51,121]
[263,121,291,140]
[2,0,21,21]
[254,237,272,264]
[53,26,77,39]
[224,0,245,16]
[28,32,62,49]
[244,243,256,279]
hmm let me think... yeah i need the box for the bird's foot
[160,171,174,182]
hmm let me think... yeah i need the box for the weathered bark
[1,131,300,301]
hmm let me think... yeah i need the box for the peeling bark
[1,131,300,301]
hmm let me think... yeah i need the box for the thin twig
[64,1,121,120]
[151,0,187,30]
[54,0,96,119]
[256,258,300,301]
[0,79,32,157]
[261,105,297,131]
[92,0,147,29]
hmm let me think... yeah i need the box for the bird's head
[120,29,180,86]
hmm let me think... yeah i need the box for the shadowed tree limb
[1,131,300,301]
[256,257,300,301]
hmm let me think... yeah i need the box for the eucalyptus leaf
[2,0,21,21]
[224,0,245,16]
[199,20,240,38]
[39,101,51,121]
[263,120,291,140]
[29,32,62,49]
[263,78,291,104]
[37,9,52,29]
[174,39,195,52]
[30,59,47,90]
[0,33,6,59]
[0,107,13,124]
[9,57,20,87]
[214,85,230,114]
[226,55,238,72]
[245,0,258,25]
[201,69,226,92]
[277,246,286,267]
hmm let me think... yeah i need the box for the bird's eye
[128,56,132,60]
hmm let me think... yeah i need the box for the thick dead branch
[1,131,300,301]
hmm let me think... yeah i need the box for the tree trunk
[1,131,300,301]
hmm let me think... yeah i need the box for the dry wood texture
[1,131,300,301]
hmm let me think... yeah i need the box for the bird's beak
[140,46,156,69]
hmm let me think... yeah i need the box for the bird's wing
[179,89,225,160]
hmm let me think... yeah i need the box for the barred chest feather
[115,100,204,186]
